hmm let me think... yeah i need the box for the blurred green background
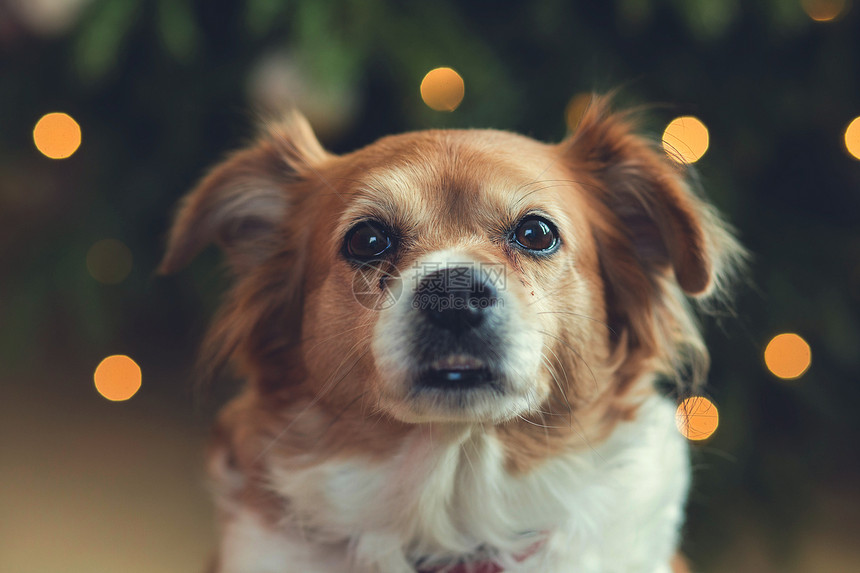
[2,1,859,572]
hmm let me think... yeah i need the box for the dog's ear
[561,95,744,392]
[159,111,329,275]
[563,95,733,296]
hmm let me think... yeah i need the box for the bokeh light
[87,239,133,284]
[801,0,849,22]
[675,396,719,441]
[94,355,142,401]
[844,116,860,160]
[564,93,593,131]
[765,333,812,379]
[662,116,710,164]
[33,112,81,159]
[420,67,465,112]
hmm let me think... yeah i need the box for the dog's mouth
[381,340,540,422]
[417,354,497,390]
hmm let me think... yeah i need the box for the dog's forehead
[336,129,567,230]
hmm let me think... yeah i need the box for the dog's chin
[379,358,541,424]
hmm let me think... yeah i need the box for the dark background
[2,1,859,571]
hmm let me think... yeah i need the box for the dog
[160,95,742,572]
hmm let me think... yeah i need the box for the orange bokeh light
[420,67,465,112]
[801,0,849,22]
[94,355,142,401]
[675,396,719,441]
[764,333,812,380]
[33,112,81,159]
[662,116,710,164]
[844,116,860,160]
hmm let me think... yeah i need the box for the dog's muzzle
[410,266,506,391]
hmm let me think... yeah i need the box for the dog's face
[298,130,607,424]
[161,98,736,436]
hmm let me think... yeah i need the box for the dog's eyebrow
[335,194,409,238]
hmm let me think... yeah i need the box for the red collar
[415,537,546,573]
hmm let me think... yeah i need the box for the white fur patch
[214,394,689,572]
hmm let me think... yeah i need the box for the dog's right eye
[345,221,392,260]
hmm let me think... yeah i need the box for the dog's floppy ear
[159,111,329,275]
[562,95,744,391]
[563,95,731,296]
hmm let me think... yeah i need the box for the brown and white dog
[160,96,742,573]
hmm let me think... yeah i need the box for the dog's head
[161,96,741,432]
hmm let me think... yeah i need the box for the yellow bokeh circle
[94,355,142,401]
[764,333,812,380]
[33,112,82,159]
[801,0,848,22]
[662,116,710,164]
[420,67,465,112]
[844,116,860,160]
[675,396,719,441]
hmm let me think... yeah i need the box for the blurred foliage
[1,0,860,570]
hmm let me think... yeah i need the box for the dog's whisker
[302,321,375,354]
[540,353,572,426]
[515,413,565,430]
[535,310,616,335]
[536,353,603,457]
[510,178,605,210]
[533,395,552,450]
[541,343,572,403]
[537,330,600,394]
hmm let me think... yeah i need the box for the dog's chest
[258,396,689,572]
[271,425,546,546]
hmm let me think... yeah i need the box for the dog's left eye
[512,216,558,252]
[345,221,392,260]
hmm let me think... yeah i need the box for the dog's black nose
[414,267,497,331]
